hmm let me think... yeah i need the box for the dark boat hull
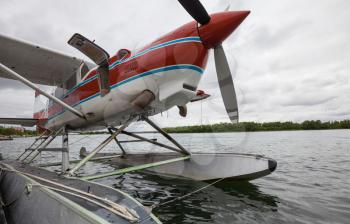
[0,160,161,224]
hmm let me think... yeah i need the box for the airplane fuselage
[35,21,209,131]
[33,11,250,131]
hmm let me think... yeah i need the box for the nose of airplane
[198,11,250,49]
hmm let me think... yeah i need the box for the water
[1,130,349,223]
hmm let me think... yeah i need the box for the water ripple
[1,130,350,223]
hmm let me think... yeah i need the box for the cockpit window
[117,49,131,60]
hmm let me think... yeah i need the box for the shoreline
[1,120,349,135]
[164,128,350,134]
[163,120,350,133]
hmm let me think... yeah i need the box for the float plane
[0,1,277,183]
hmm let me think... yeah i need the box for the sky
[0,0,349,127]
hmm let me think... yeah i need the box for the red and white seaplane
[0,1,276,182]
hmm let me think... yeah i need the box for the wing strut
[0,63,85,119]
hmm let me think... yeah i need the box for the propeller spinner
[178,0,250,123]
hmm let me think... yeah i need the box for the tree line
[163,120,350,133]
[0,126,37,137]
[1,120,350,136]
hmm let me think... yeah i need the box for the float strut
[61,126,69,173]
[67,121,130,176]
[17,130,49,160]
[142,115,191,155]
[25,127,64,163]
[118,130,184,154]
[108,127,126,155]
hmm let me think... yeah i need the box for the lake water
[1,130,350,223]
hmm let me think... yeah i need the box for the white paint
[46,68,202,130]
[148,153,273,181]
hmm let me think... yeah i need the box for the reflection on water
[98,173,279,224]
[1,130,350,223]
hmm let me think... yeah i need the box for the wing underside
[0,33,93,86]
[0,118,38,127]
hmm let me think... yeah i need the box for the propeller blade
[178,0,211,25]
[214,44,239,123]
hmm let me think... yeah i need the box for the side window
[77,63,89,82]
[53,86,64,102]
[81,65,89,80]
[65,74,76,91]
[117,49,131,60]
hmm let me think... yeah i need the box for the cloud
[0,0,349,125]
[0,78,30,90]
[0,88,34,117]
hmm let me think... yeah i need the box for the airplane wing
[0,118,38,127]
[0,33,94,86]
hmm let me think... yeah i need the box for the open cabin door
[68,33,110,96]
[97,66,110,97]
[76,62,89,84]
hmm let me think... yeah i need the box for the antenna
[200,100,203,126]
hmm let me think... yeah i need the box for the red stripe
[47,20,208,118]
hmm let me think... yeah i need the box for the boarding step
[25,148,68,152]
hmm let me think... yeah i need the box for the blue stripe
[110,64,203,89]
[108,37,201,70]
[64,75,98,97]
[61,36,201,99]
[48,64,203,121]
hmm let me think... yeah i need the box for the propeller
[214,44,239,123]
[178,0,244,123]
[178,0,211,25]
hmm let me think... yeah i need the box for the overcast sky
[0,0,349,127]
